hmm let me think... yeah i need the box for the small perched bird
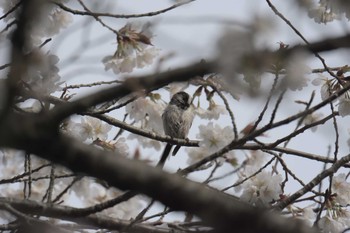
[158,91,194,167]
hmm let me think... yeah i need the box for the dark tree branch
[47,60,215,125]
[4,128,316,233]
[53,0,195,19]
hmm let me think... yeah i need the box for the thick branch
[2,119,316,233]
[48,61,215,124]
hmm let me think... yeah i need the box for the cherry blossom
[186,123,235,165]
[283,52,311,91]
[318,216,346,233]
[65,116,112,142]
[312,74,350,117]
[338,97,350,117]
[197,123,233,153]
[302,112,324,132]
[332,173,350,206]
[186,147,209,165]
[126,96,165,134]
[102,23,159,74]
[306,0,349,24]
[308,5,340,24]
[0,2,72,47]
[24,52,63,95]
[195,103,227,120]
[239,171,282,206]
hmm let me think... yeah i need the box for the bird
[157,91,194,167]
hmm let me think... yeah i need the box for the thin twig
[54,0,195,19]
[266,0,339,81]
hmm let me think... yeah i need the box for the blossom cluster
[307,0,350,23]
[186,122,235,165]
[312,73,350,117]
[234,152,283,206]
[102,23,159,74]
[126,95,166,150]
[315,173,350,232]
[23,52,63,95]
[0,0,73,47]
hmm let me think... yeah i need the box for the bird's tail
[157,144,173,168]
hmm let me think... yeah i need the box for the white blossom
[244,151,269,173]
[301,206,316,226]
[102,56,136,74]
[66,116,112,142]
[283,52,311,91]
[186,147,209,165]
[307,0,345,24]
[338,209,350,227]
[1,3,73,46]
[195,104,227,120]
[102,23,159,74]
[308,5,339,24]
[126,98,151,122]
[111,137,129,156]
[318,215,346,233]
[45,8,73,36]
[302,112,324,132]
[135,47,159,68]
[71,177,92,199]
[23,53,63,95]
[332,173,350,206]
[338,97,350,117]
[30,7,72,46]
[65,121,91,142]
[197,123,233,153]
[85,182,108,204]
[126,97,165,134]
[185,123,234,165]
[239,171,282,206]
[84,117,112,140]
[312,75,350,116]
